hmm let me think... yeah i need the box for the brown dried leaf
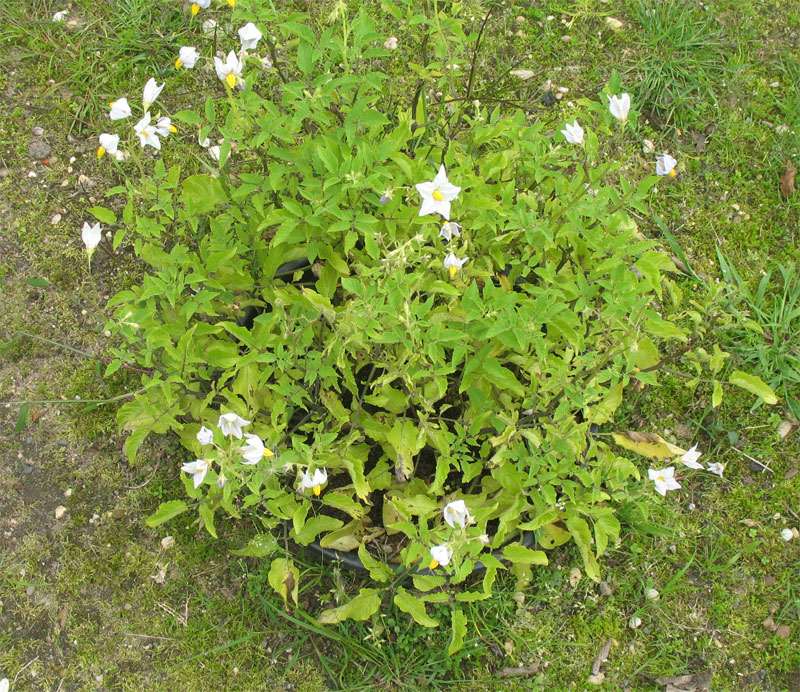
[762,615,777,631]
[58,604,68,628]
[498,664,539,678]
[783,467,798,480]
[780,159,796,200]
[775,624,791,638]
[591,638,613,675]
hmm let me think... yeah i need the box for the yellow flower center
[429,559,439,570]
[191,3,199,15]
[432,189,444,201]
[170,124,178,133]
[140,130,148,137]
[226,72,237,88]
[657,476,665,483]
[175,58,183,69]
[448,265,458,278]
[312,484,322,496]
[97,146,106,159]
[263,448,274,458]
[227,0,235,5]
[668,169,677,178]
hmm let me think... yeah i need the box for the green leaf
[268,558,299,606]
[88,206,117,225]
[124,426,150,463]
[24,277,50,288]
[502,544,548,565]
[145,500,188,527]
[566,515,600,582]
[173,109,203,125]
[357,544,394,582]
[181,174,226,215]
[230,533,279,557]
[728,371,778,405]
[15,403,29,433]
[198,502,218,538]
[481,360,525,398]
[317,588,382,624]
[394,587,439,628]
[293,515,344,546]
[447,607,467,655]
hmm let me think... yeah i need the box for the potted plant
[98,5,777,643]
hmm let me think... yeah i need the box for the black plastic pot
[305,530,537,577]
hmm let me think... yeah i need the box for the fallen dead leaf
[509,69,535,80]
[58,604,68,628]
[762,614,777,632]
[656,670,711,692]
[783,467,797,480]
[498,664,539,678]
[569,567,582,587]
[780,158,796,199]
[591,638,613,676]
[775,624,791,639]
[778,419,794,439]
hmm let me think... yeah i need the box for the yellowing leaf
[728,371,778,405]
[317,588,381,624]
[611,431,686,459]
[712,380,723,408]
[268,558,299,607]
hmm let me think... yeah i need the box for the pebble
[50,213,62,225]
[32,126,44,136]
[28,140,52,159]
[55,505,67,519]
[64,488,73,498]
[22,464,34,474]
[26,585,35,596]
[0,167,8,177]
[57,439,68,446]
[161,535,175,550]
[599,581,613,596]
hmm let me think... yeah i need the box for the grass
[1,0,799,690]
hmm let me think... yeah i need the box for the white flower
[781,528,794,542]
[97,133,119,158]
[155,116,176,138]
[648,467,681,496]
[202,18,217,35]
[82,222,101,251]
[429,544,453,569]
[214,50,243,89]
[208,145,221,161]
[199,135,212,148]
[133,114,161,150]
[0,678,8,692]
[241,433,274,465]
[238,22,263,50]
[443,499,472,529]
[656,153,678,177]
[561,120,584,144]
[217,412,250,439]
[443,252,469,278]
[608,93,631,122]
[384,36,399,50]
[679,444,703,469]
[196,426,214,446]
[142,78,165,111]
[181,459,210,488]
[707,462,725,478]
[415,164,461,220]
[52,10,68,22]
[298,468,328,496]
[438,221,462,242]
[109,97,132,120]
[176,46,200,69]
[190,0,210,15]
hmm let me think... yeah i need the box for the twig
[730,446,773,473]
[13,656,39,683]
[124,632,178,641]
[591,638,612,676]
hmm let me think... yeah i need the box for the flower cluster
[648,444,725,497]
[415,165,469,277]
[427,499,475,571]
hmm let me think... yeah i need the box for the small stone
[64,488,73,498]
[781,528,794,541]
[645,588,660,600]
[77,174,94,190]
[561,34,571,42]
[642,139,655,155]
[55,505,67,519]
[0,167,9,178]
[588,673,605,685]
[111,508,125,520]
[22,464,34,474]
[50,213,62,225]
[28,140,52,159]
[161,535,176,550]
[510,69,535,80]
[32,126,44,136]
[26,585,35,596]
[599,581,613,596]
[605,17,624,30]
[629,616,642,629]
[57,439,69,446]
